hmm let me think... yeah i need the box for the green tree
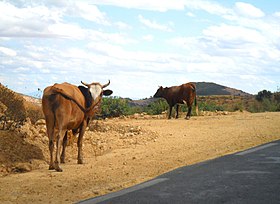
[256,90,272,102]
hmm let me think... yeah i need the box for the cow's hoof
[54,162,63,172]
[78,159,83,164]
[185,116,190,120]
[55,167,63,172]
[49,165,55,170]
[60,158,65,163]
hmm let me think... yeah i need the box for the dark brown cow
[42,80,112,172]
[154,82,198,119]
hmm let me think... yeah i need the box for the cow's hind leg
[60,132,68,163]
[185,105,192,120]
[77,121,87,164]
[175,104,179,119]
[47,122,55,170]
[48,138,55,170]
[54,130,65,172]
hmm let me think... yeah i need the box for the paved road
[79,140,280,204]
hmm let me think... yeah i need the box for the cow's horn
[81,81,90,87]
[102,80,110,88]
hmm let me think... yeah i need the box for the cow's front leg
[77,121,87,164]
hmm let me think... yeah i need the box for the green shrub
[144,99,168,115]
[101,97,130,117]
[198,101,224,112]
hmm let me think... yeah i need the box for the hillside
[195,82,251,96]
[129,82,252,107]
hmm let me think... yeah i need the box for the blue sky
[0,0,280,99]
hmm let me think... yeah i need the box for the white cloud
[48,23,86,39]
[91,0,185,12]
[184,0,232,16]
[0,1,109,38]
[72,2,110,25]
[0,46,17,56]
[274,12,280,17]
[186,12,195,17]
[138,15,173,32]
[235,2,265,18]
[142,34,154,41]
[115,21,131,30]
[88,30,137,45]
[203,24,266,44]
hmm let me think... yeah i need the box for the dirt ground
[0,111,280,203]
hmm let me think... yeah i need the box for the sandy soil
[0,112,280,203]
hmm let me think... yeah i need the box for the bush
[256,90,272,101]
[0,84,27,121]
[25,103,44,124]
[101,97,132,117]
[198,101,224,112]
[144,99,168,115]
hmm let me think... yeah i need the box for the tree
[256,90,272,102]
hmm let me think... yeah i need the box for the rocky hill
[129,82,251,107]
[195,82,251,96]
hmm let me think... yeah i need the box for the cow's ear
[103,89,113,96]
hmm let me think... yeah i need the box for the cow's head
[81,80,113,100]
[153,86,164,98]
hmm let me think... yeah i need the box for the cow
[153,82,198,119]
[42,80,112,172]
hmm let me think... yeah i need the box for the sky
[0,0,280,99]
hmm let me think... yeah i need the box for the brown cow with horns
[154,82,198,119]
[42,80,112,172]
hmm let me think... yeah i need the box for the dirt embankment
[0,111,280,203]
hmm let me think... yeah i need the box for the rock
[35,119,45,126]
[42,135,49,144]
[12,163,32,173]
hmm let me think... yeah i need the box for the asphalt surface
[78,140,280,204]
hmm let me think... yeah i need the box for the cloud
[70,2,110,25]
[91,0,185,12]
[203,24,266,45]
[48,23,86,39]
[274,12,280,17]
[235,2,265,18]
[0,1,109,38]
[0,46,17,56]
[186,12,195,17]
[184,0,232,16]
[142,34,154,41]
[138,15,173,32]
[115,21,132,30]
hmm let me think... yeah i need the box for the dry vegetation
[0,84,279,203]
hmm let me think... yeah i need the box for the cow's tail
[191,83,199,116]
[42,93,57,142]
[195,94,199,116]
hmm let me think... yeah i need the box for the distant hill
[129,82,252,107]
[195,82,251,96]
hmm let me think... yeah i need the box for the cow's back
[166,83,196,105]
[42,83,86,130]
[181,83,196,105]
